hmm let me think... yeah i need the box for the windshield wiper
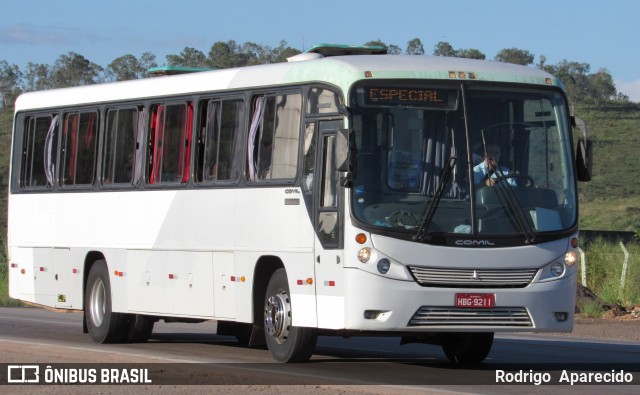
[414,156,457,243]
[491,166,537,244]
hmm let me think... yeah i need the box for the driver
[473,143,517,187]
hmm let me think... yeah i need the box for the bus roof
[15,55,561,112]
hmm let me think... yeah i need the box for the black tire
[263,268,317,362]
[125,314,154,343]
[84,260,128,343]
[442,332,494,365]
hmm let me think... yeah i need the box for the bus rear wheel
[263,268,317,362]
[125,314,154,343]
[442,332,494,365]
[84,260,128,343]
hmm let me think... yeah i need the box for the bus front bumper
[341,267,577,333]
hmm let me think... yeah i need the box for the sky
[2,0,640,101]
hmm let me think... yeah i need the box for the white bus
[8,44,592,364]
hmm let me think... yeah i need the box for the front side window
[247,92,301,181]
[60,111,98,187]
[350,83,577,244]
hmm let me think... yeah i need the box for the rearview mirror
[576,138,592,182]
[336,128,356,187]
[336,128,349,172]
[572,117,592,182]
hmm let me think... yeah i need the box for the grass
[579,238,640,307]
[577,298,605,318]
[575,102,640,231]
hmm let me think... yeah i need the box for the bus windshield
[349,82,577,242]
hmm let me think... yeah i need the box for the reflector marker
[324,281,336,287]
[229,275,246,283]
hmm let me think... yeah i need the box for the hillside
[574,102,640,231]
[0,102,638,240]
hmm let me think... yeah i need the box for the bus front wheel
[263,268,317,362]
[84,260,128,343]
[442,332,494,365]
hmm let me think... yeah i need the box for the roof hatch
[287,43,387,62]
[147,66,216,77]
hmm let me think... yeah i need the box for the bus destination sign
[363,87,457,109]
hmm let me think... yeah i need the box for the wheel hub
[264,290,291,344]
[89,278,106,327]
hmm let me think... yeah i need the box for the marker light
[355,233,367,244]
[564,251,577,266]
[357,248,372,263]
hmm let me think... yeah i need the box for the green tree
[0,61,21,108]
[166,47,208,68]
[208,40,244,69]
[456,48,486,60]
[433,41,456,57]
[387,44,402,55]
[50,52,103,88]
[271,40,301,63]
[406,38,424,55]
[364,40,388,50]
[588,68,617,106]
[548,60,591,103]
[108,55,140,81]
[494,48,534,65]
[241,42,268,65]
[105,52,158,81]
[22,63,50,91]
[107,52,158,81]
[139,52,158,72]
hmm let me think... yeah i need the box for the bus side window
[196,98,244,183]
[21,114,56,188]
[148,102,193,185]
[103,107,138,185]
[60,111,98,187]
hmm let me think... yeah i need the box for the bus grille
[408,266,537,288]
[409,307,533,327]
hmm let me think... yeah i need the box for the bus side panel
[8,246,37,304]
[126,250,216,318]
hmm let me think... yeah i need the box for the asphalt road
[0,307,638,394]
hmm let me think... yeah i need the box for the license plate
[455,293,495,308]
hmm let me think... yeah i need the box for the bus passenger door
[313,123,345,329]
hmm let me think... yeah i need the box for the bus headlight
[564,251,577,266]
[377,259,391,274]
[357,248,372,263]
